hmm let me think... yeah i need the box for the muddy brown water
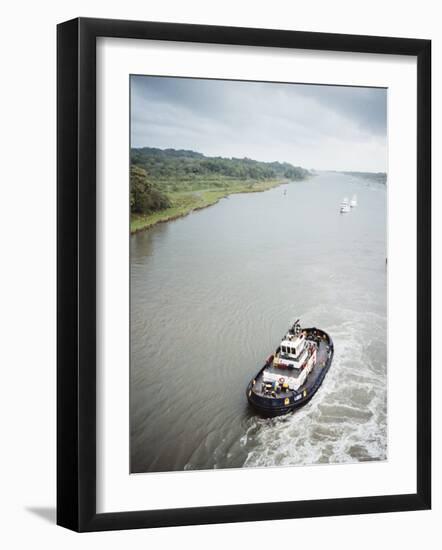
[130,171,387,473]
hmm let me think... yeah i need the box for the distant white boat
[350,194,358,208]
[340,197,351,213]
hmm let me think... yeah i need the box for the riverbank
[130,178,288,233]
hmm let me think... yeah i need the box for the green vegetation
[130,165,171,214]
[340,171,387,184]
[130,147,311,233]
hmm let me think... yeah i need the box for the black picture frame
[57,17,431,532]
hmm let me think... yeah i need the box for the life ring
[279,377,285,384]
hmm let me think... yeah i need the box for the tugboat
[340,197,351,213]
[246,320,333,416]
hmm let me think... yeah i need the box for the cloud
[131,75,387,172]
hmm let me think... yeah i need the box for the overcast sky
[131,75,387,172]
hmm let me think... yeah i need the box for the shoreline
[130,178,291,234]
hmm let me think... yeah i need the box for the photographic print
[129,75,387,474]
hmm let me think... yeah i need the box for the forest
[130,147,310,231]
[340,171,387,184]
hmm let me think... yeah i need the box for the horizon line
[131,145,387,175]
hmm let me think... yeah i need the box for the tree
[130,165,171,214]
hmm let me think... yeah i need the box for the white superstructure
[269,321,317,390]
[350,194,358,207]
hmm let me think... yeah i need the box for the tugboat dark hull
[246,328,334,416]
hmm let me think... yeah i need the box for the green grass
[130,178,286,233]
